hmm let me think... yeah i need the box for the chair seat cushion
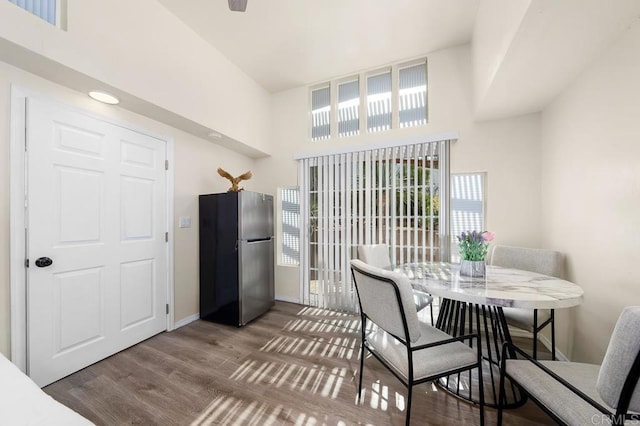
[502,307,550,332]
[367,323,477,382]
[506,359,634,425]
[413,291,433,312]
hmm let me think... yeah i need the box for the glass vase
[460,260,486,277]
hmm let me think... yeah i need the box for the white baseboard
[509,328,568,361]
[172,299,302,330]
[173,313,200,330]
[538,333,568,361]
[275,295,301,304]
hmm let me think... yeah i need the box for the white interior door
[26,98,168,387]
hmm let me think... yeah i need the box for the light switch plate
[178,216,191,228]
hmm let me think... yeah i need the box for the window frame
[397,58,429,128]
[450,172,487,262]
[277,186,301,267]
[365,66,393,134]
[6,0,67,28]
[309,83,332,142]
[336,75,361,138]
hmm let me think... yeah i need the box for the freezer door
[239,192,274,240]
[239,239,275,325]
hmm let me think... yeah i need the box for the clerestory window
[310,58,427,141]
[7,0,61,26]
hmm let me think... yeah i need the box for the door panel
[121,139,157,169]
[54,121,105,158]
[57,167,103,244]
[27,98,168,387]
[54,267,104,354]
[121,176,155,240]
[120,259,155,330]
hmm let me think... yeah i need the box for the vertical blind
[298,140,450,312]
[450,173,485,262]
[338,79,360,137]
[366,71,392,132]
[311,86,331,141]
[399,62,427,128]
[8,0,56,25]
[280,187,300,265]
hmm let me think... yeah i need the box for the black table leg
[434,300,526,408]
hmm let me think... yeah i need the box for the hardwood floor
[44,302,554,425]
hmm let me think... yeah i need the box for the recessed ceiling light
[88,90,119,105]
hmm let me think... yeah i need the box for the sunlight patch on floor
[283,317,361,334]
[229,358,348,398]
[259,334,357,360]
[190,395,286,426]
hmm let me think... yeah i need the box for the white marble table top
[393,262,584,309]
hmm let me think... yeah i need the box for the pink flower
[482,231,495,242]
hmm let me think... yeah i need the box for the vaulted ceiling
[157,0,479,93]
[157,0,640,121]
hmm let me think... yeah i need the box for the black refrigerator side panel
[198,195,216,319]
[199,192,240,325]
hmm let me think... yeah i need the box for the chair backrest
[490,245,564,278]
[350,259,421,343]
[597,306,640,412]
[358,244,392,269]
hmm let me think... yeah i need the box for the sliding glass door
[298,139,451,312]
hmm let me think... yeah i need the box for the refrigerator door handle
[246,237,273,243]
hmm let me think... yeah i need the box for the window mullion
[421,143,427,264]
[439,140,451,262]
[359,73,366,136]
[330,82,338,139]
[413,144,419,263]
[391,64,400,130]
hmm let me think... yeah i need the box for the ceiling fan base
[228,0,248,12]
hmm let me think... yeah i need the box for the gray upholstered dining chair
[498,306,640,426]
[358,244,434,325]
[350,259,485,426]
[490,245,565,359]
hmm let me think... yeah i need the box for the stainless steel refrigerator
[199,191,275,326]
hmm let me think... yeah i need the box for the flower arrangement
[457,230,495,261]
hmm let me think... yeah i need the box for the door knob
[35,257,53,268]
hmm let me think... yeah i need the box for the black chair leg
[479,379,485,425]
[405,384,413,426]
[430,304,434,326]
[476,306,485,426]
[358,344,365,402]
[358,317,366,402]
[533,309,538,360]
[551,309,556,360]
[497,344,508,426]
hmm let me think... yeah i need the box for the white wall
[472,0,531,109]
[472,0,640,121]
[254,44,543,301]
[0,60,255,357]
[0,0,271,155]
[540,20,640,363]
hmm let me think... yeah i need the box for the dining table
[392,261,584,408]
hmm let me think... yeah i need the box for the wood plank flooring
[44,302,554,425]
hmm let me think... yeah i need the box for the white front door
[26,98,168,387]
